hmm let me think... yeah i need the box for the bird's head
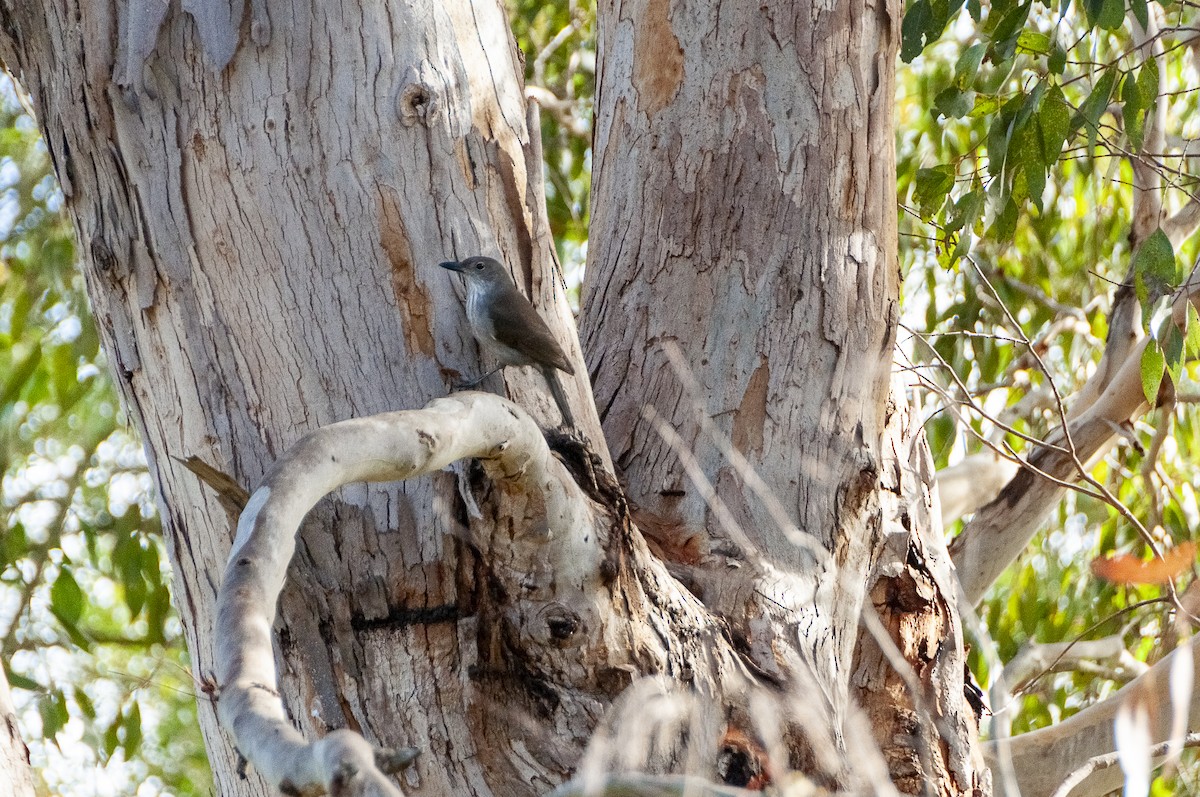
[439,256,513,288]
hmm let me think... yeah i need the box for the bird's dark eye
[474,263,484,270]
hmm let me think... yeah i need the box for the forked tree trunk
[0,0,985,794]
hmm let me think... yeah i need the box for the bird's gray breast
[465,284,526,365]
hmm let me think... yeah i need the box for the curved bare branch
[935,452,1019,525]
[999,633,1148,693]
[214,392,606,795]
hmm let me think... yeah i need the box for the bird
[440,256,576,428]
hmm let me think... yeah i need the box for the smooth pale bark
[935,452,1019,525]
[0,2,599,794]
[0,665,35,797]
[584,0,985,792]
[990,635,1200,797]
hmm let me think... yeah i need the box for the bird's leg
[453,365,503,390]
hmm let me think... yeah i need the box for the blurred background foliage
[897,0,1200,786]
[510,0,595,295]
[2,0,1199,792]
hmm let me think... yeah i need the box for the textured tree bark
[0,1,597,794]
[0,666,35,797]
[583,0,985,792]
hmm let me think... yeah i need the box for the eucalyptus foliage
[899,0,1200,779]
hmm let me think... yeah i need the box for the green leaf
[955,42,988,88]
[1024,161,1047,212]
[103,713,121,760]
[946,188,986,232]
[988,196,1020,243]
[1141,341,1165,405]
[76,689,96,720]
[1049,44,1067,75]
[1,523,27,564]
[147,583,172,644]
[6,670,38,691]
[0,345,42,407]
[39,690,69,743]
[1084,0,1125,29]
[123,701,143,755]
[1131,229,1178,308]
[1186,303,1200,359]
[983,0,1016,32]
[114,533,147,616]
[1131,0,1149,27]
[976,56,1016,94]
[49,343,77,402]
[901,0,935,62]
[1016,30,1052,55]
[935,86,975,119]
[914,166,956,218]
[1138,59,1160,109]
[50,568,85,626]
[142,541,161,582]
[1131,59,1159,151]
[1072,70,1118,135]
[969,94,1003,118]
[125,570,148,618]
[1038,85,1071,165]
[988,111,1015,177]
[991,3,1032,59]
[951,228,974,261]
[1014,80,1047,129]
[1163,323,1185,388]
[1099,0,1125,28]
[1122,61,1158,151]
[899,0,967,60]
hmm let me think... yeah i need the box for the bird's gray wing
[489,287,576,375]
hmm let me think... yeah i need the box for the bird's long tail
[542,367,577,429]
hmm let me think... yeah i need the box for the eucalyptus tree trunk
[0,666,35,797]
[0,0,985,795]
[583,0,986,792]
[0,1,593,794]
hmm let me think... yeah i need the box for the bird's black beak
[439,260,464,272]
